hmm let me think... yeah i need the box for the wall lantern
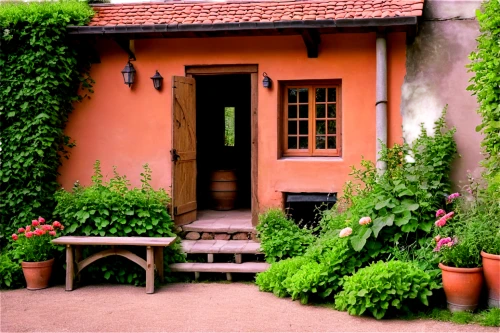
[121,60,136,88]
[262,72,272,88]
[150,70,163,91]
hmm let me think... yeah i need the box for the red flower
[32,220,39,227]
[25,231,34,238]
[12,234,18,241]
[34,229,43,236]
[53,221,62,229]
[18,227,25,233]
[49,231,56,236]
[38,216,45,224]
[25,226,31,232]
[42,224,52,231]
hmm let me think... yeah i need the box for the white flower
[339,227,353,238]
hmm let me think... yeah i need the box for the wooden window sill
[279,156,343,162]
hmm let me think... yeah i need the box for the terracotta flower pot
[21,258,54,290]
[481,251,500,308]
[439,263,484,312]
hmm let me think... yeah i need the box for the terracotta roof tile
[88,0,424,26]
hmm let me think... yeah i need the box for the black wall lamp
[151,70,163,91]
[121,60,136,88]
[262,72,272,88]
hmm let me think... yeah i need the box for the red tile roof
[88,0,424,27]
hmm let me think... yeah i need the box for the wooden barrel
[210,170,237,211]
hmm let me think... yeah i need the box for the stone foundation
[183,231,258,241]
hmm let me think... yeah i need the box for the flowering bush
[11,217,64,262]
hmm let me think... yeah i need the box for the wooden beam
[301,29,321,58]
[114,39,136,60]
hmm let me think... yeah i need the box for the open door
[171,76,197,225]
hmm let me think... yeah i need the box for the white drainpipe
[376,33,388,172]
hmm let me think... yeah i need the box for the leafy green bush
[320,109,457,258]
[54,161,184,285]
[0,251,23,289]
[468,0,500,174]
[0,0,94,245]
[335,261,440,319]
[255,256,310,297]
[256,234,367,304]
[256,209,315,263]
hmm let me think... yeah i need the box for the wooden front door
[171,76,197,225]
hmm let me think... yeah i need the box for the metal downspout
[376,32,388,172]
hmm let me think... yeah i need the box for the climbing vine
[468,0,500,175]
[0,1,94,244]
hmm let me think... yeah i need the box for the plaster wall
[402,0,483,186]
[59,32,407,210]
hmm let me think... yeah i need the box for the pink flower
[34,229,43,236]
[435,211,455,227]
[433,237,453,252]
[25,226,31,232]
[38,216,45,224]
[436,209,446,218]
[444,211,455,219]
[12,234,18,241]
[434,235,441,242]
[18,227,25,233]
[52,221,62,229]
[25,231,34,238]
[359,217,372,226]
[42,224,52,231]
[49,231,56,236]
[32,220,39,227]
[339,227,353,238]
[446,193,460,204]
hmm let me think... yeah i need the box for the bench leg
[66,245,74,291]
[154,247,164,283]
[146,246,154,294]
[74,246,82,283]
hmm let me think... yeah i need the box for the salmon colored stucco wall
[59,33,406,211]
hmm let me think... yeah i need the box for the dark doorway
[195,74,252,210]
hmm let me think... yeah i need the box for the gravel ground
[1,283,497,332]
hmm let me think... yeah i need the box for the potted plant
[11,217,64,290]
[477,173,500,308]
[433,192,484,312]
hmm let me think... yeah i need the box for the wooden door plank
[251,72,259,226]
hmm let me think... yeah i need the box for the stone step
[182,220,255,234]
[169,262,269,274]
[181,240,262,254]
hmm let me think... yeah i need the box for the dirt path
[1,283,496,332]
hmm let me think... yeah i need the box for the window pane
[288,136,297,149]
[299,137,308,149]
[288,88,297,103]
[299,105,308,118]
[328,120,336,134]
[316,104,325,118]
[288,105,297,118]
[328,104,336,118]
[299,121,308,134]
[299,88,309,103]
[316,88,326,102]
[288,121,297,135]
[224,107,235,147]
[327,88,337,102]
[316,136,326,149]
[316,120,325,135]
[328,136,337,149]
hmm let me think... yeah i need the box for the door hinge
[170,149,180,163]
[173,206,178,216]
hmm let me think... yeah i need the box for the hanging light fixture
[150,70,163,91]
[121,60,136,88]
[262,72,272,88]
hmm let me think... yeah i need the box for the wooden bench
[52,236,177,294]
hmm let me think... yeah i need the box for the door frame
[185,64,259,226]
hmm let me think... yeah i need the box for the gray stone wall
[402,0,483,187]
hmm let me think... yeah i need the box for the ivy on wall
[468,0,500,175]
[0,1,94,244]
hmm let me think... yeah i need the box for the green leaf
[351,228,372,252]
[371,214,394,238]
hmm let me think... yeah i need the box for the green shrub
[256,209,315,263]
[335,261,440,319]
[0,0,94,246]
[54,161,184,285]
[468,0,500,174]
[0,251,23,289]
[255,256,310,297]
